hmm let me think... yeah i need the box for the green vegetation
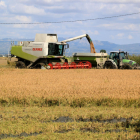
[7,60,16,67]
[128,54,140,65]
[1,97,140,108]
[100,49,106,53]
[65,56,74,63]
[0,106,140,140]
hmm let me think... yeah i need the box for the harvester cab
[109,51,139,69]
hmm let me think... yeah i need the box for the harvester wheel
[85,61,92,69]
[78,62,84,69]
[63,62,69,69]
[70,62,76,69]
[55,63,61,69]
[35,63,45,69]
[46,63,53,69]
[16,61,26,69]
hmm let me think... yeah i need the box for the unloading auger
[61,34,96,53]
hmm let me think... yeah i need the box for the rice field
[0,57,140,103]
[0,67,140,106]
[0,58,140,139]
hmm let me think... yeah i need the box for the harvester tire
[103,61,116,69]
[35,63,45,69]
[16,61,26,69]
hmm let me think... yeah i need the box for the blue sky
[0,0,140,44]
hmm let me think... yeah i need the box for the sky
[0,0,140,44]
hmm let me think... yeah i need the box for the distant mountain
[59,38,140,56]
[0,38,12,41]
[0,41,11,54]
[0,37,140,56]
[115,44,140,54]
[0,39,33,54]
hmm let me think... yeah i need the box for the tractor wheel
[122,64,132,69]
[35,63,45,69]
[103,61,116,69]
[16,61,26,69]
[132,64,137,69]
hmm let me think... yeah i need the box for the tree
[100,49,106,53]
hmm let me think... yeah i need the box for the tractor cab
[109,51,128,68]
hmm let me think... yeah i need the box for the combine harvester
[10,33,140,69]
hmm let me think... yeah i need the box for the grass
[4,132,140,140]
[1,97,140,108]
[128,54,140,65]
[0,57,16,68]
[0,106,140,139]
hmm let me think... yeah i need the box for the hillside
[0,37,140,56]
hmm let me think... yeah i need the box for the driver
[113,53,119,59]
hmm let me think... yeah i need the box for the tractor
[104,51,140,69]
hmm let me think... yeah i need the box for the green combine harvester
[10,33,140,69]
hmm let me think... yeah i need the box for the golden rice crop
[0,68,140,101]
[0,59,7,65]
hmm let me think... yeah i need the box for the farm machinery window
[119,52,126,59]
[48,43,64,56]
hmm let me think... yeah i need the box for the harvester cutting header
[10,33,140,69]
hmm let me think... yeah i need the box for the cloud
[116,33,124,39]
[9,4,46,15]
[117,33,124,37]
[15,16,32,22]
[94,31,99,35]
[81,30,94,35]
[0,0,140,45]
[128,35,133,39]
[9,0,140,4]
[97,23,140,31]
[44,5,82,14]
[88,0,140,3]
[0,14,32,24]
[6,0,140,18]
[0,1,6,7]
